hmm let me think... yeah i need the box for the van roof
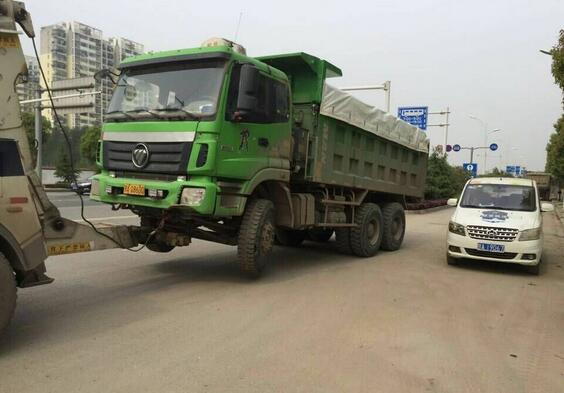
[468,177,534,187]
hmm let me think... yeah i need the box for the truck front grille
[103,141,192,175]
[466,225,518,242]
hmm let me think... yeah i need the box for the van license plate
[124,184,145,196]
[477,243,505,253]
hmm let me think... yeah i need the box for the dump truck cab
[92,40,300,219]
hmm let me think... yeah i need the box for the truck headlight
[448,221,466,236]
[180,187,206,206]
[519,227,541,241]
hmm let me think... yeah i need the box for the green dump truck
[91,38,429,277]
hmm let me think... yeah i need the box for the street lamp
[341,81,391,112]
[468,115,501,174]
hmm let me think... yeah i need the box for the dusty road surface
[1,206,563,393]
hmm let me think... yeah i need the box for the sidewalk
[554,201,564,224]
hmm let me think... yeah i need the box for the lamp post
[468,114,501,174]
[341,81,391,112]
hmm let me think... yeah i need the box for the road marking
[73,215,137,223]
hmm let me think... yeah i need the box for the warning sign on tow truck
[48,241,93,256]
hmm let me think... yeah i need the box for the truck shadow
[153,240,362,284]
[0,240,360,353]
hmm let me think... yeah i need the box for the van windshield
[107,59,227,120]
[460,184,536,212]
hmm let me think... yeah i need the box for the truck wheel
[335,229,353,254]
[275,228,306,247]
[350,203,383,257]
[0,253,16,335]
[307,228,334,243]
[238,199,275,278]
[380,203,406,251]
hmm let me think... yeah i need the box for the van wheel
[0,253,16,335]
[380,203,405,251]
[350,203,383,257]
[307,228,334,243]
[335,229,352,254]
[446,254,458,265]
[275,228,306,247]
[526,261,540,275]
[238,199,275,278]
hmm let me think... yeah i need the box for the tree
[479,166,512,178]
[80,126,101,166]
[424,151,471,199]
[54,147,80,184]
[545,30,564,182]
[546,114,564,181]
[20,111,52,166]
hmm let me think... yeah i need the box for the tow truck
[0,0,144,334]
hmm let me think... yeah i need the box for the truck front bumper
[90,174,218,215]
[447,232,542,266]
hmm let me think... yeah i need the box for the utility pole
[427,107,450,152]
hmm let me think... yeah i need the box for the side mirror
[94,68,120,84]
[540,202,554,212]
[235,64,260,120]
[447,198,458,207]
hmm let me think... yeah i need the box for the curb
[44,188,73,192]
[405,205,454,215]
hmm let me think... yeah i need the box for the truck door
[217,63,291,180]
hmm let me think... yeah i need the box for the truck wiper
[105,110,136,120]
[126,108,166,120]
[155,107,200,120]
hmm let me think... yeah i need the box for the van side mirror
[540,202,554,212]
[235,64,260,120]
[447,198,458,207]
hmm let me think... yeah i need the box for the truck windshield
[107,59,227,120]
[460,184,536,212]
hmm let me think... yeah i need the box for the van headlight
[180,187,206,206]
[448,221,466,236]
[519,227,541,241]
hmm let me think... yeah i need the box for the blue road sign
[489,143,498,151]
[506,165,516,174]
[452,144,461,152]
[463,162,478,177]
[397,106,428,130]
[515,166,521,176]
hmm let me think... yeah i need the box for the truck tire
[275,228,306,247]
[350,203,383,257]
[380,202,406,251]
[0,253,16,335]
[335,229,353,254]
[307,228,334,243]
[238,199,275,278]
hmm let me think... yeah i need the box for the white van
[446,177,554,274]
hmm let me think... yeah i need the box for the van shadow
[450,257,543,277]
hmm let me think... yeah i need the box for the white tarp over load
[320,84,429,153]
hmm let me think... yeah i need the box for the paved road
[47,191,139,224]
[1,208,563,393]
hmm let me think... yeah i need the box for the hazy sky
[21,0,563,171]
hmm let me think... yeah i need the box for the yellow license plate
[124,184,145,196]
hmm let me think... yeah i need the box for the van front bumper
[447,232,542,266]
